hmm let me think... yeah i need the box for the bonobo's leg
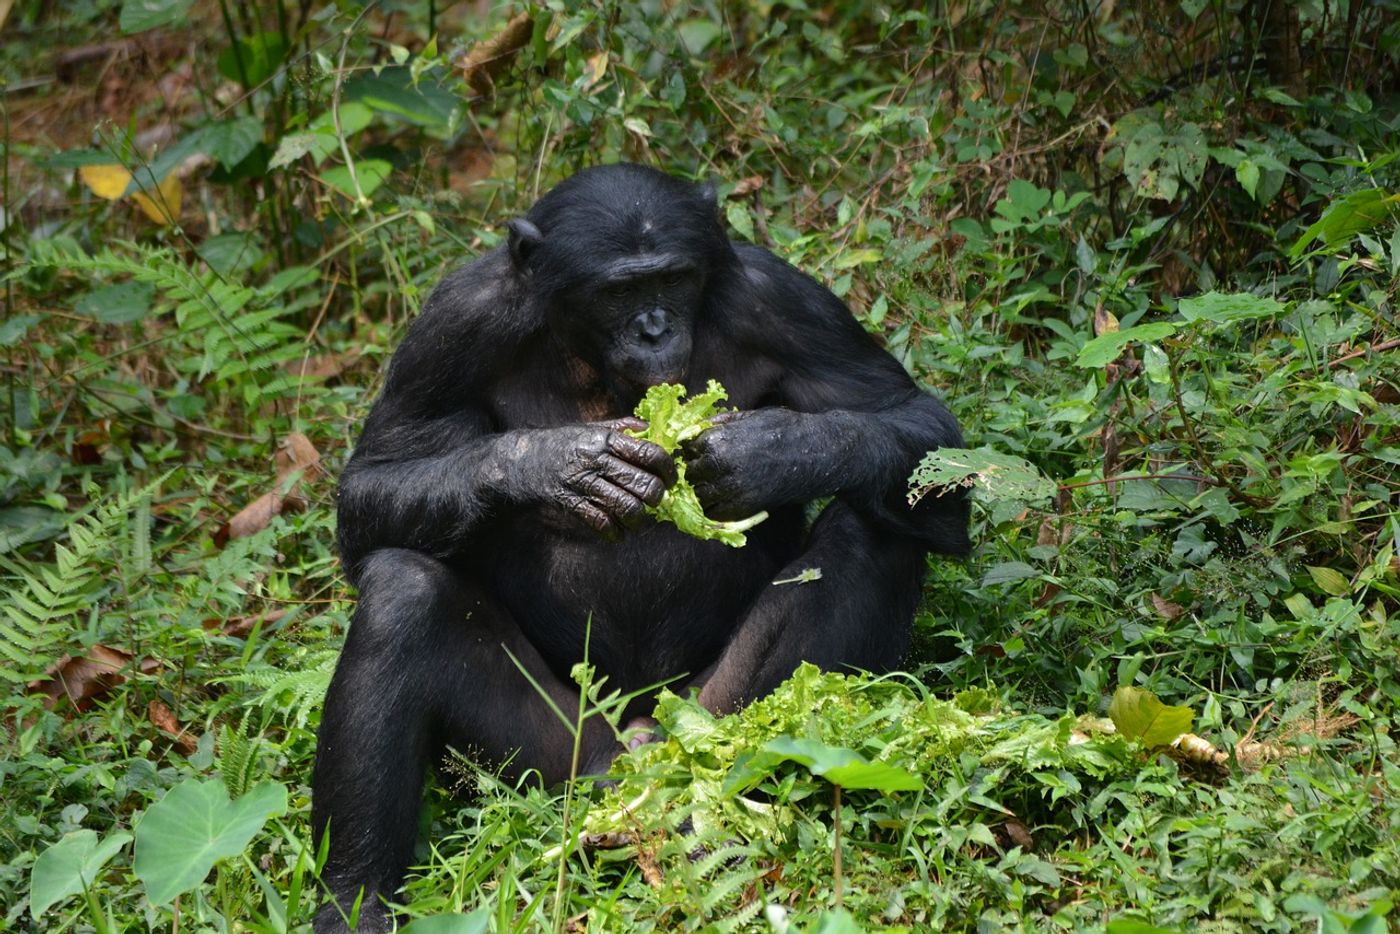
[697,502,928,714]
[312,549,615,934]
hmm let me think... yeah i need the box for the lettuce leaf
[629,380,768,547]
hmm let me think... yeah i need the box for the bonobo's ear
[507,218,543,271]
[696,178,722,227]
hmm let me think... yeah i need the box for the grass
[2,0,1398,931]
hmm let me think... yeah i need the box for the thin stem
[833,784,843,912]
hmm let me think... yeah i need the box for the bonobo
[313,163,968,932]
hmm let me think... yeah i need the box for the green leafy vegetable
[629,381,768,547]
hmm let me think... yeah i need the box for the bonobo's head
[505,164,734,404]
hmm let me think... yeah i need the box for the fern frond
[0,476,167,683]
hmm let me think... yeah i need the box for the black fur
[312,164,968,933]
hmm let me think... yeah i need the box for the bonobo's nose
[636,308,671,343]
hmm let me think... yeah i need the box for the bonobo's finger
[606,431,678,487]
[598,453,667,507]
[577,473,648,527]
[605,416,648,433]
[562,490,622,541]
[706,410,746,426]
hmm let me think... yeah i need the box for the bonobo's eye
[662,271,688,289]
[600,282,630,302]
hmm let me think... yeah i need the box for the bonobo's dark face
[505,164,734,405]
[568,257,699,402]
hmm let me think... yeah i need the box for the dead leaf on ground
[1151,593,1185,620]
[28,645,161,710]
[460,10,536,97]
[204,608,288,639]
[283,351,356,382]
[218,433,323,545]
[148,699,199,754]
[1093,303,1118,337]
[728,175,764,198]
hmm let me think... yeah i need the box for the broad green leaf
[678,18,722,54]
[725,201,755,241]
[75,280,155,324]
[1108,686,1193,747]
[981,561,1040,586]
[1107,920,1182,934]
[344,67,460,132]
[1236,158,1260,199]
[134,779,287,905]
[0,314,41,346]
[812,910,865,934]
[119,0,194,33]
[323,160,394,199]
[1076,323,1177,368]
[30,829,132,918]
[761,736,921,791]
[400,909,492,934]
[1177,291,1285,324]
[217,32,288,88]
[190,118,264,170]
[908,447,1056,506]
[1289,188,1400,259]
[1306,565,1350,596]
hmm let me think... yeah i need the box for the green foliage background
[0,0,1398,930]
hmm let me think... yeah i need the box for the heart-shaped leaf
[30,829,132,918]
[134,779,287,905]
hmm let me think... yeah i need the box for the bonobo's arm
[336,260,675,581]
[684,244,969,554]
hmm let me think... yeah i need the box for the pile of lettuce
[628,380,768,547]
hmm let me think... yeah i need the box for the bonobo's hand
[682,408,847,520]
[507,418,676,540]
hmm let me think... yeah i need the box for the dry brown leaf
[29,645,160,710]
[284,352,354,382]
[1093,302,1118,337]
[460,10,535,97]
[1151,593,1184,620]
[220,433,323,544]
[148,699,198,754]
[205,608,288,639]
[998,818,1034,850]
[1034,582,1061,607]
[728,175,765,198]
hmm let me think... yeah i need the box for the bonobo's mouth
[610,364,689,410]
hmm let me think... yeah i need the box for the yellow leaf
[79,164,134,201]
[132,174,182,225]
[581,51,609,90]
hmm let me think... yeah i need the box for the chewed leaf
[629,382,768,546]
[908,447,1056,506]
[1108,686,1194,748]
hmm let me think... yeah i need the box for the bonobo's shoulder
[732,242,800,284]
[415,247,533,340]
[730,241,854,327]
[381,247,533,398]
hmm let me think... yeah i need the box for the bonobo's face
[588,259,699,399]
[543,253,700,405]
[505,165,732,405]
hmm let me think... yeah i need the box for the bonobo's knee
[347,548,468,649]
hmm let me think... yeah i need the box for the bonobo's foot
[314,894,392,934]
[578,717,662,781]
[623,715,660,752]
